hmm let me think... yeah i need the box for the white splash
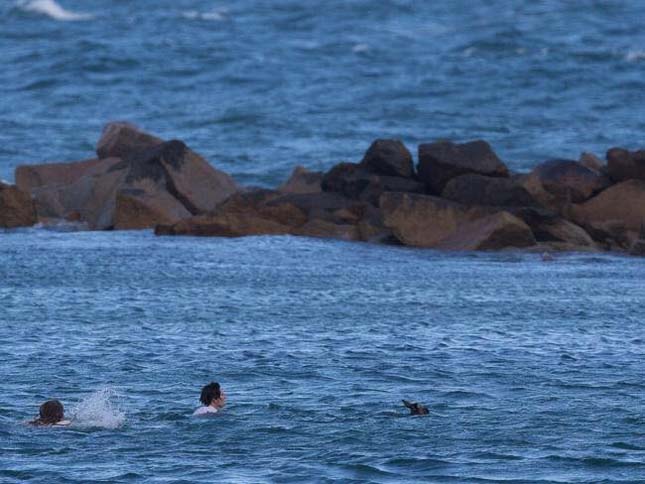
[16,0,93,21]
[70,388,125,429]
[352,43,370,54]
[626,50,645,62]
[182,8,228,21]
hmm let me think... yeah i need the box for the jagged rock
[0,182,36,228]
[417,140,509,194]
[512,207,596,249]
[27,158,125,228]
[571,179,645,248]
[15,158,111,193]
[606,147,645,182]
[579,152,605,174]
[293,219,361,241]
[16,132,238,230]
[114,186,191,230]
[96,122,163,159]
[278,166,322,194]
[380,192,493,247]
[441,173,536,207]
[523,159,610,213]
[435,212,536,251]
[629,239,645,256]
[359,139,414,178]
[321,162,423,203]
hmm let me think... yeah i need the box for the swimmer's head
[200,382,221,406]
[38,400,65,424]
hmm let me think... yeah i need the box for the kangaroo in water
[402,399,429,416]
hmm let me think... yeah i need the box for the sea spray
[16,0,94,21]
[70,387,125,429]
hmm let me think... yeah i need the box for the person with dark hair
[193,382,226,416]
[30,399,71,426]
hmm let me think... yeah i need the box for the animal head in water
[402,399,429,415]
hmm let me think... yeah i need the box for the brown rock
[571,179,645,247]
[380,192,492,247]
[321,162,423,203]
[15,158,113,193]
[512,207,596,249]
[417,140,509,194]
[629,239,645,256]
[360,139,414,178]
[278,166,322,194]
[114,186,191,230]
[96,122,163,159]
[435,212,536,251]
[0,182,36,228]
[579,152,605,174]
[523,159,610,212]
[441,173,537,207]
[121,140,237,214]
[156,213,293,237]
[606,147,645,182]
[28,158,125,228]
[293,219,360,241]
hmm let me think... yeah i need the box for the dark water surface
[2,0,645,185]
[1,229,645,482]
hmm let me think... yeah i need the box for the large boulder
[15,158,109,193]
[96,122,163,159]
[0,182,36,228]
[359,139,414,178]
[435,212,536,251]
[579,152,605,174]
[441,173,537,207]
[380,192,493,247]
[321,162,424,204]
[571,179,645,247]
[27,157,124,227]
[606,147,645,182]
[523,159,610,212]
[417,140,509,194]
[278,166,322,194]
[16,128,238,230]
[512,207,596,250]
[118,139,237,214]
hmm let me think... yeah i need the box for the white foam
[181,8,228,21]
[626,50,645,62]
[70,387,125,429]
[352,43,370,54]
[16,0,93,21]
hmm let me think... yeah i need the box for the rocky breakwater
[8,122,645,255]
[14,123,237,230]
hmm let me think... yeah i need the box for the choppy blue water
[1,229,645,482]
[3,1,645,482]
[2,0,645,185]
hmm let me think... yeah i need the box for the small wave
[352,43,370,54]
[181,9,228,21]
[70,387,125,429]
[16,0,93,21]
[626,50,645,62]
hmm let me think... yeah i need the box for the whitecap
[462,47,476,58]
[181,8,228,21]
[16,0,93,21]
[625,50,645,62]
[70,387,125,429]
[352,43,370,54]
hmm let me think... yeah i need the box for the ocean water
[2,0,645,185]
[1,230,645,482]
[3,1,645,483]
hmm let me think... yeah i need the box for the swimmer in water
[193,382,227,416]
[30,400,71,426]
